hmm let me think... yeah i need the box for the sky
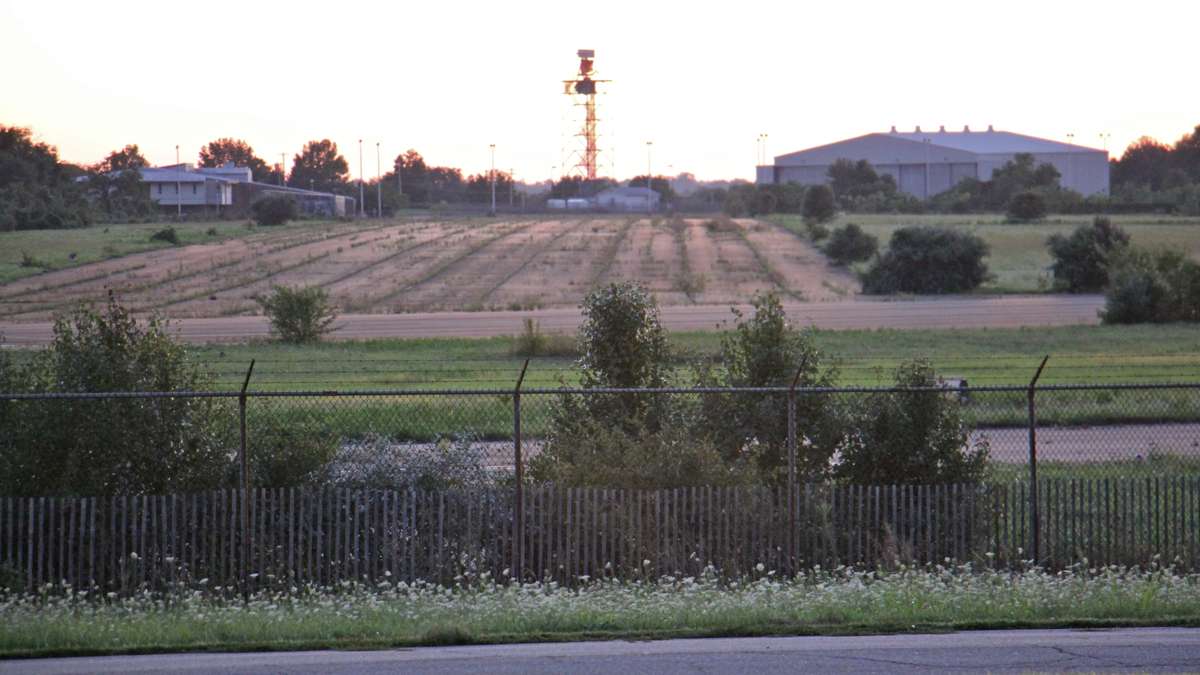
[2,0,1198,183]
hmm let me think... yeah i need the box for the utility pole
[280,152,286,186]
[175,145,181,219]
[646,140,653,214]
[489,144,497,216]
[509,168,514,207]
[358,139,364,217]
[376,142,382,218]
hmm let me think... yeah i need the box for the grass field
[3,564,1199,658]
[771,213,1200,293]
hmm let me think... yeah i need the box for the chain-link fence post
[513,359,529,579]
[238,360,255,591]
[1027,356,1048,565]
[787,368,803,573]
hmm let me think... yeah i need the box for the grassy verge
[3,563,1200,658]
[770,213,1200,294]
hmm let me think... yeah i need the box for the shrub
[722,192,747,217]
[256,285,338,343]
[834,360,989,485]
[802,184,836,224]
[696,292,843,482]
[329,434,502,492]
[19,251,49,269]
[862,227,990,294]
[149,226,180,245]
[1101,248,1200,324]
[246,416,339,488]
[251,194,298,226]
[1006,190,1046,222]
[1046,216,1130,292]
[804,220,830,242]
[824,223,879,265]
[0,297,231,496]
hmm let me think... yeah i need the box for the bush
[802,184,836,224]
[251,194,299,226]
[329,434,502,492]
[1006,190,1047,222]
[1101,248,1200,324]
[511,318,576,357]
[0,297,231,496]
[246,416,339,488]
[149,226,180,245]
[824,223,878,265]
[804,220,830,242]
[1046,216,1130,292]
[862,227,990,294]
[697,292,843,482]
[834,360,989,485]
[19,251,50,269]
[256,285,338,343]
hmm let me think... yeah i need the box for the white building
[758,126,1110,197]
[140,164,247,209]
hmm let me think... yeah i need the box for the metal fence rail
[2,382,1199,589]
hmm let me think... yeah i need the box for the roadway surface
[0,295,1106,346]
[3,628,1198,674]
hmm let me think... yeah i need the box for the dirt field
[0,216,856,320]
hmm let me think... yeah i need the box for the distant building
[593,186,660,212]
[128,163,354,217]
[758,126,1109,197]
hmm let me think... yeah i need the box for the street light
[646,141,653,214]
[1066,133,1076,189]
[489,144,497,217]
[1099,132,1111,153]
[358,139,364,217]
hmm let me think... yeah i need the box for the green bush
[802,184,836,224]
[804,220,830,242]
[1046,216,1130,292]
[247,416,338,488]
[330,434,502,492]
[1006,190,1047,222]
[1102,248,1200,324]
[0,297,231,496]
[824,223,878,266]
[511,318,576,357]
[149,226,180,245]
[862,227,990,294]
[256,285,338,343]
[251,194,299,226]
[834,360,989,485]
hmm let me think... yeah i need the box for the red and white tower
[562,49,607,180]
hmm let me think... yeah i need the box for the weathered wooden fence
[4,478,1200,591]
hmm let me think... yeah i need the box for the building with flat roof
[757,126,1109,197]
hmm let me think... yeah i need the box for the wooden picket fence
[3,477,1200,591]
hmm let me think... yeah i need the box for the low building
[593,186,660,212]
[124,163,353,217]
[758,126,1110,197]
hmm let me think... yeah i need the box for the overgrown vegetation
[251,194,299,226]
[1102,247,1200,324]
[1046,216,1131,292]
[862,226,990,294]
[256,285,338,343]
[1006,190,1047,222]
[802,184,836,224]
[149,225,180,245]
[824,223,878,265]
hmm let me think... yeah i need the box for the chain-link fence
[2,382,1199,589]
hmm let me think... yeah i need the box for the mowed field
[0,216,856,321]
[772,213,1200,293]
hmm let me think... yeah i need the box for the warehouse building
[757,126,1109,197]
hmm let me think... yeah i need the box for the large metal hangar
[757,126,1109,197]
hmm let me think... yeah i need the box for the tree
[465,170,514,204]
[824,223,879,265]
[834,360,989,485]
[97,144,147,174]
[288,139,349,194]
[1172,125,1200,182]
[802,184,836,224]
[827,159,897,204]
[199,138,276,182]
[1046,216,1130,292]
[0,296,231,496]
[0,125,92,230]
[627,175,676,202]
[251,194,299,226]
[1102,248,1200,324]
[1112,137,1174,190]
[862,227,990,294]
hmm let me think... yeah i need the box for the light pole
[280,153,286,186]
[175,145,181,219]
[1066,133,1076,190]
[489,144,496,217]
[1099,132,1111,153]
[358,139,364,217]
[645,141,653,214]
[376,143,383,218]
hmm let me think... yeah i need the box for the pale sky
[2,0,1197,182]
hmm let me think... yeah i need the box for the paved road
[3,628,1198,674]
[0,295,1105,346]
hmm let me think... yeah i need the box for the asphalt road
[0,295,1106,346]
[3,628,1199,674]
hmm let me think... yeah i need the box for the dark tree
[802,184,836,224]
[1111,137,1173,190]
[199,138,277,182]
[824,223,879,265]
[0,125,92,230]
[862,226,990,294]
[627,175,676,202]
[97,144,148,174]
[1046,216,1130,292]
[288,139,349,194]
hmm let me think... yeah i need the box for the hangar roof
[888,128,1103,155]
